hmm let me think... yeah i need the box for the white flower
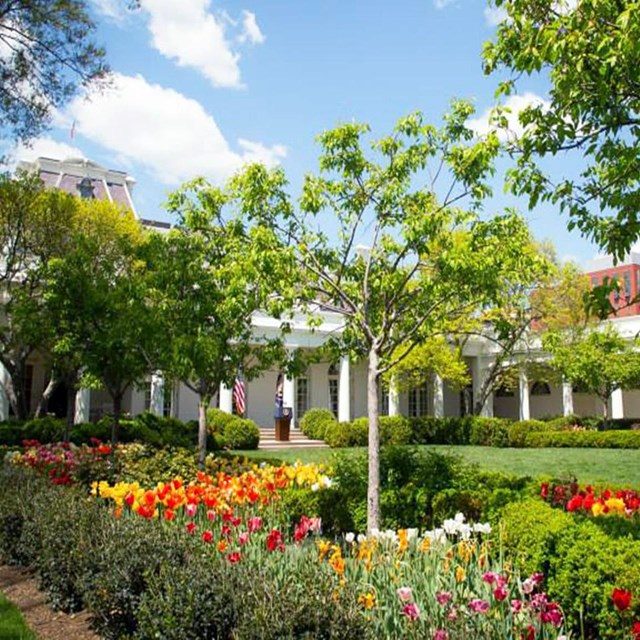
[473,522,492,534]
[406,528,419,540]
[345,532,355,544]
[459,523,472,540]
[321,476,333,488]
[357,533,367,544]
[310,483,319,492]
[192,283,201,291]
[454,512,466,523]
[443,518,460,535]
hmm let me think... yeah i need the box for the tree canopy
[0,0,108,147]
[483,0,640,259]
[232,104,541,530]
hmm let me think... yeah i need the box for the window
[377,380,389,416]
[495,386,515,398]
[328,364,339,417]
[163,384,172,417]
[408,383,429,417]
[296,377,309,420]
[624,271,632,299]
[531,381,551,396]
[591,276,599,287]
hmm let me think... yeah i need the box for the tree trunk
[198,391,209,468]
[64,384,76,442]
[367,346,381,534]
[111,393,122,446]
[34,373,59,418]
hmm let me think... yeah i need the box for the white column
[283,373,295,426]
[338,356,351,423]
[74,388,90,424]
[518,368,530,421]
[562,380,574,416]
[149,371,165,416]
[473,357,493,417]
[432,374,444,418]
[0,363,9,421]
[611,387,624,419]
[219,382,233,414]
[388,377,400,417]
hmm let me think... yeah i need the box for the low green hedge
[223,417,260,450]
[500,499,640,639]
[524,429,640,448]
[299,408,336,440]
[317,413,640,449]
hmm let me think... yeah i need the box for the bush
[379,415,413,445]
[500,499,640,639]
[408,416,472,445]
[506,419,548,447]
[223,417,260,450]
[324,418,368,448]
[206,408,237,435]
[299,408,336,440]
[524,429,640,448]
[468,416,511,447]
[21,417,66,443]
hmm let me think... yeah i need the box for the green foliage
[506,419,549,447]
[0,593,37,640]
[0,0,107,145]
[222,417,260,450]
[134,554,238,640]
[206,408,236,434]
[524,430,640,449]
[118,445,201,485]
[379,415,413,445]
[468,416,511,447]
[501,499,640,639]
[299,408,336,440]
[544,326,640,418]
[483,0,640,258]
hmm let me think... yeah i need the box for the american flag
[233,372,246,416]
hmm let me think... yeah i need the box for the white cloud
[484,6,508,26]
[468,92,550,141]
[12,137,85,164]
[433,0,457,8]
[90,0,126,24]
[239,10,265,44]
[39,73,285,185]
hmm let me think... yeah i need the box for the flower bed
[541,480,640,518]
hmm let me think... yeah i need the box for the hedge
[524,429,640,449]
[0,468,370,640]
[500,499,640,639]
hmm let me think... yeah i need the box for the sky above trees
[2,0,613,265]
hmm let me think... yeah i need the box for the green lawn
[235,445,640,486]
[0,593,36,640]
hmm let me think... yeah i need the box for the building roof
[18,156,138,217]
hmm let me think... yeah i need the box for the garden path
[0,565,98,640]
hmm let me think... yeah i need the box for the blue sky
[11,0,604,265]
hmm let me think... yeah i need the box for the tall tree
[43,198,150,443]
[231,105,540,531]
[0,171,77,418]
[483,0,640,259]
[150,178,297,466]
[0,0,108,147]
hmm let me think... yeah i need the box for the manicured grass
[0,593,36,640]
[235,445,640,486]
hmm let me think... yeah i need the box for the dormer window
[77,177,95,199]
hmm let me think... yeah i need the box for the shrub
[324,419,368,448]
[299,408,336,440]
[468,416,511,447]
[524,429,640,448]
[408,416,471,445]
[21,416,66,443]
[379,415,412,445]
[501,499,640,639]
[206,408,236,435]
[506,419,548,447]
[135,553,238,640]
[223,417,260,450]
[118,445,200,484]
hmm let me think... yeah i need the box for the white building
[4,156,640,427]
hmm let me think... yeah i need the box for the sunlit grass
[0,593,36,640]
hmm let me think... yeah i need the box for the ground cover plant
[0,593,36,640]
